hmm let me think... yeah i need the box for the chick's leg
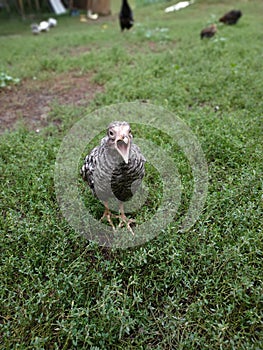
[100,201,115,230]
[118,202,135,235]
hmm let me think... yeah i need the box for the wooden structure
[2,0,41,18]
[17,0,40,18]
[3,0,110,18]
[92,0,111,16]
[70,0,111,16]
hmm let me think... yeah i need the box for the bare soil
[0,72,104,133]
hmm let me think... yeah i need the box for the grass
[1,0,263,348]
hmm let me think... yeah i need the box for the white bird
[48,18,57,28]
[39,21,50,32]
[31,23,40,35]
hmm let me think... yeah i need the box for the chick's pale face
[107,122,132,164]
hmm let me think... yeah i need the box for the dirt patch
[68,46,92,56]
[0,72,104,133]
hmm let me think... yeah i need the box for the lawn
[0,0,263,348]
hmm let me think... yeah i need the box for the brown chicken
[200,24,217,39]
[219,10,242,25]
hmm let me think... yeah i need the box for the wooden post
[18,0,25,19]
[26,0,32,11]
[35,0,40,11]
[3,0,10,12]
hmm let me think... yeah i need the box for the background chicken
[200,24,217,39]
[119,0,134,31]
[219,10,242,25]
[81,121,146,234]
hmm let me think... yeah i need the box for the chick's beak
[115,134,130,164]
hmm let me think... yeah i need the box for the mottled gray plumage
[81,121,146,231]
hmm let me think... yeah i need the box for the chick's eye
[109,130,114,138]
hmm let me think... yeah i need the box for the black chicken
[119,0,134,31]
[81,121,146,234]
[200,24,217,39]
[219,10,242,25]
